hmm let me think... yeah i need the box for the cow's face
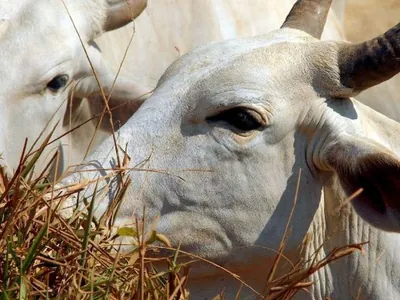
[0,1,102,171]
[89,30,340,264]
[0,0,146,172]
[64,0,400,275]
[78,24,400,271]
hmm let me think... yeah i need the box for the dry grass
[0,132,366,299]
[0,131,190,299]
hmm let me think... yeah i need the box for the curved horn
[104,0,147,32]
[281,0,332,39]
[337,23,400,93]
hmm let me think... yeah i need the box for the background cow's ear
[104,0,147,32]
[322,135,400,232]
[71,75,150,132]
[71,44,151,132]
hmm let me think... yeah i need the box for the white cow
[61,0,400,298]
[0,0,147,174]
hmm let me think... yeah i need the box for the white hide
[0,0,145,174]
[62,21,400,300]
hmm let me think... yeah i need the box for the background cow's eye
[46,75,69,92]
[207,107,264,132]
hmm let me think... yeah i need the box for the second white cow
[0,0,147,174]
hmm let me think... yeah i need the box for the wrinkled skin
[63,23,400,300]
[0,0,146,174]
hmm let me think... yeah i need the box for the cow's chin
[107,211,229,258]
[110,210,280,278]
[155,212,233,262]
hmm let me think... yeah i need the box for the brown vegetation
[0,133,364,299]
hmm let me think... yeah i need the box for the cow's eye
[207,107,264,132]
[46,74,69,92]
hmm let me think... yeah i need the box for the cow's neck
[353,99,400,154]
[304,177,400,299]
[186,188,400,299]
[304,101,400,299]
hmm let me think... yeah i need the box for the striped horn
[281,0,332,39]
[338,23,400,93]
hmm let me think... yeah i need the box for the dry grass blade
[266,243,367,300]
[83,9,138,161]
[60,0,122,168]
[333,188,364,215]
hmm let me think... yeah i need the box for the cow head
[64,0,400,281]
[0,0,147,173]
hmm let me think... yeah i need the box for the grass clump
[0,133,190,299]
[0,134,365,299]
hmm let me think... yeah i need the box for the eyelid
[208,105,269,122]
[46,74,70,93]
[38,60,71,85]
[206,106,267,133]
[244,107,268,127]
[232,105,271,127]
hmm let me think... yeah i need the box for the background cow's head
[0,0,147,173]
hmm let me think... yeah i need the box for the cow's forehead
[157,29,316,99]
[159,29,313,84]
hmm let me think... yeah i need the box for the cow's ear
[72,45,152,132]
[71,75,150,132]
[104,0,147,32]
[322,135,400,232]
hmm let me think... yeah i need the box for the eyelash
[46,74,69,93]
[206,107,264,132]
